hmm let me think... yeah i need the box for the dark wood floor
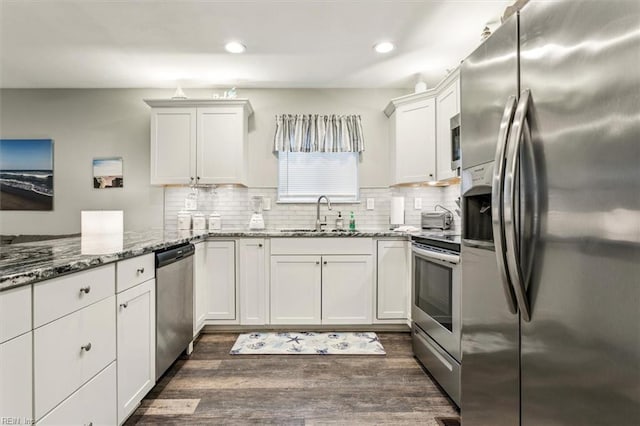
[126,332,459,425]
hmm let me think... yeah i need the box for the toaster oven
[421,208,453,230]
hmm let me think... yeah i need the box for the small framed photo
[93,157,123,189]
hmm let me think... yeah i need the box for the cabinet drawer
[270,238,372,255]
[38,361,116,426]
[116,253,155,293]
[34,264,115,328]
[0,332,32,420]
[0,284,31,343]
[34,296,116,420]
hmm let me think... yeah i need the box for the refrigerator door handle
[491,95,518,315]
[503,89,533,322]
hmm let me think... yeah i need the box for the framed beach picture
[93,157,123,189]
[0,139,54,211]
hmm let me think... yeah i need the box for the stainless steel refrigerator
[459,1,640,425]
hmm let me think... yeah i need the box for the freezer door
[518,1,640,424]
[460,14,520,426]
[460,12,519,169]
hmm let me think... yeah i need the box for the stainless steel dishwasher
[155,243,195,380]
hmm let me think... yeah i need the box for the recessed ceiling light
[373,41,395,54]
[225,41,246,54]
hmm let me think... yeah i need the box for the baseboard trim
[201,324,411,333]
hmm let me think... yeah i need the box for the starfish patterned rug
[229,332,386,355]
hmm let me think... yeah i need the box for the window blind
[278,152,359,203]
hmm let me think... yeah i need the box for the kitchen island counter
[0,229,409,290]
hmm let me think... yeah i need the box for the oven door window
[415,256,453,332]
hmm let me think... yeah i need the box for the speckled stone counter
[0,228,408,291]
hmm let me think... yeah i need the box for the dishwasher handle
[155,243,195,268]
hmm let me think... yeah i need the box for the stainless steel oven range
[411,232,461,406]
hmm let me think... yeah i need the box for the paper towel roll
[390,196,405,226]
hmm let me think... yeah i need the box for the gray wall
[0,87,406,235]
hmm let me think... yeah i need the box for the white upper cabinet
[386,92,437,185]
[385,68,460,185]
[146,99,253,186]
[436,71,460,181]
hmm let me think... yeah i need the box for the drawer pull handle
[79,286,91,294]
[137,267,145,274]
[120,302,128,309]
[81,343,92,352]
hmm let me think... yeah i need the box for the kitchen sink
[279,228,320,232]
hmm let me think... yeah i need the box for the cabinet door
[38,361,116,426]
[205,241,236,321]
[193,242,208,334]
[394,97,436,184]
[239,239,267,325]
[150,107,196,185]
[270,256,321,325]
[117,280,155,424]
[436,77,460,181]
[377,241,410,320]
[0,332,32,420]
[197,107,247,185]
[34,296,116,420]
[322,255,373,325]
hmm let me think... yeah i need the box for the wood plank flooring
[126,332,459,425]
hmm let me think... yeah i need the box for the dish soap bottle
[335,211,344,230]
[349,211,356,231]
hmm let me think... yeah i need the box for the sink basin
[279,228,320,232]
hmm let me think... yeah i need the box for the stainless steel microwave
[450,113,461,171]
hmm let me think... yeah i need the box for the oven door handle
[412,246,460,264]
[491,95,518,315]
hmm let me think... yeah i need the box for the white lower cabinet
[239,239,267,325]
[193,241,208,334]
[205,241,236,321]
[270,256,322,324]
[34,295,116,420]
[0,332,32,420]
[322,255,373,324]
[377,240,410,320]
[38,362,117,426]
[117,279,156,424]
[270,254,373,325]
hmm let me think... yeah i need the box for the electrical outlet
[263,197,271,211]
[366,198,375,210]
[414,197,422,210]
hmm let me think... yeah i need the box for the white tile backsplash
[164,184,461,231]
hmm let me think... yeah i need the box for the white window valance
[273,114,365,153]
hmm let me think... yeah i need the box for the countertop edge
[0,231,409,291]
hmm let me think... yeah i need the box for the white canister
[177,212,192,230]
[192,213,206,230]
[209,213,222,231]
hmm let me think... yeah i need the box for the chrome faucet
[315,195,332,231]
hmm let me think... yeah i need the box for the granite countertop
[0,228,408,291]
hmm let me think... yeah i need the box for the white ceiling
[0,0,509,89]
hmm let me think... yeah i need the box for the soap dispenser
[335,211,344,230]
[349,211,356,231]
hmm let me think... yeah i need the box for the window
[277,151,359,203]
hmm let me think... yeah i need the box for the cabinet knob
[81,342,92,352]
[85,423,93,426]
[120,302,128,309]
[316,261,320,265]
[258,243,263,248]
[79,286,91,294]
[197,176,200,181]
[190,177,194,182]
[136,267,145,274]
[323,261,328,265]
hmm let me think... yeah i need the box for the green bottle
[349,211,356,231]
